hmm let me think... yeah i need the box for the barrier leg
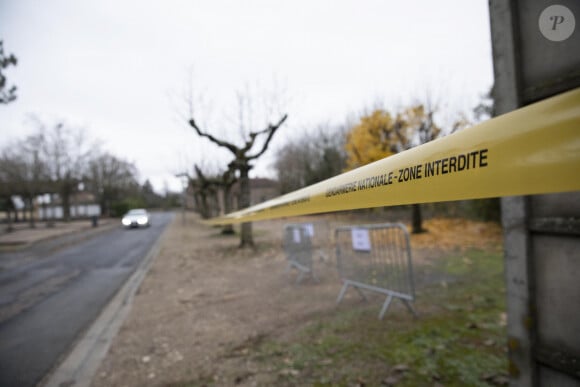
[336,282,349,304]
[402,299,418,318]
[379,294,394,320]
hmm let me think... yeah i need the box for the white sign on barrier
[351,228,371,252]
[304,223,314,237]
[293,228,301,243]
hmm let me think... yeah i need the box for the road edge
[42,215,174,387]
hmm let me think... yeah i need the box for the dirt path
[93,212,502,387]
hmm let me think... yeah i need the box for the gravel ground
[92,211,502,387]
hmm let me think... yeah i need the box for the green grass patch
[250,249,508,386]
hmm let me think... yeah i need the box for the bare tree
[35,119,98,221]
[395,102,441,234]
[274,123,347,194]
[16,134,49,227]
[0,147,21,230]
[0,134,51,228]
[215,166,238,234]
[189,113,287,248]
[88,152,139,216]
[189,164,221,220]
[474,85,495,122]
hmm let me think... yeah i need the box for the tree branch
[188,118,239,154]
[247,114,288,160]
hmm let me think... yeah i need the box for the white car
[121,209,151,228]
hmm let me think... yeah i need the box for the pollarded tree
[189,164,221,220]
[189,113,287,248]
[216,165,238,235]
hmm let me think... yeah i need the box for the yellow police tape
[205,87,580,225]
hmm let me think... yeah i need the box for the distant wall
[39,204,101,219]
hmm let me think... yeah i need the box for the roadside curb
[42,216,173,387]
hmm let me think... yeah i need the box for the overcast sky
[0,0,493,193]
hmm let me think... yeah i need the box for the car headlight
[137,217,148,225]
[122,218,131,226]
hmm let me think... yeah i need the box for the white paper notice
[351,228,371,252]
[293,228,301,243]
[304,224,314,237]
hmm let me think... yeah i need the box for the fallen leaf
[481,373,510,386]
[499,312,507,326]
[382,375,401,385]
[391,364,410,373]
[492,375,510,386]
[279,368,299,377]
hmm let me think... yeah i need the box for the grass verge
[250,249,508,386]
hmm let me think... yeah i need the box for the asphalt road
[0,212,173,387]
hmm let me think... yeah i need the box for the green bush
[110,197,146,217]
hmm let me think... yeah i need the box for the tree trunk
[6,208,14,232]
[411,203,425,234]
[221,184,235,235]
[62,182,72,222]
[28,196,36,228]
[210,189,220,217]
[193,193,202,215]
[200,193,207,219]
[100,198,107,217]
[47,194,55,227]
[238,165,254,248]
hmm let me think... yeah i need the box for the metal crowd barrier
[335,223,417,319]
[299,220,332,262]
[283,223,319,284]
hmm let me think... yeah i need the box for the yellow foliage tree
[344,109,402,170]
[344,103,441,233]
